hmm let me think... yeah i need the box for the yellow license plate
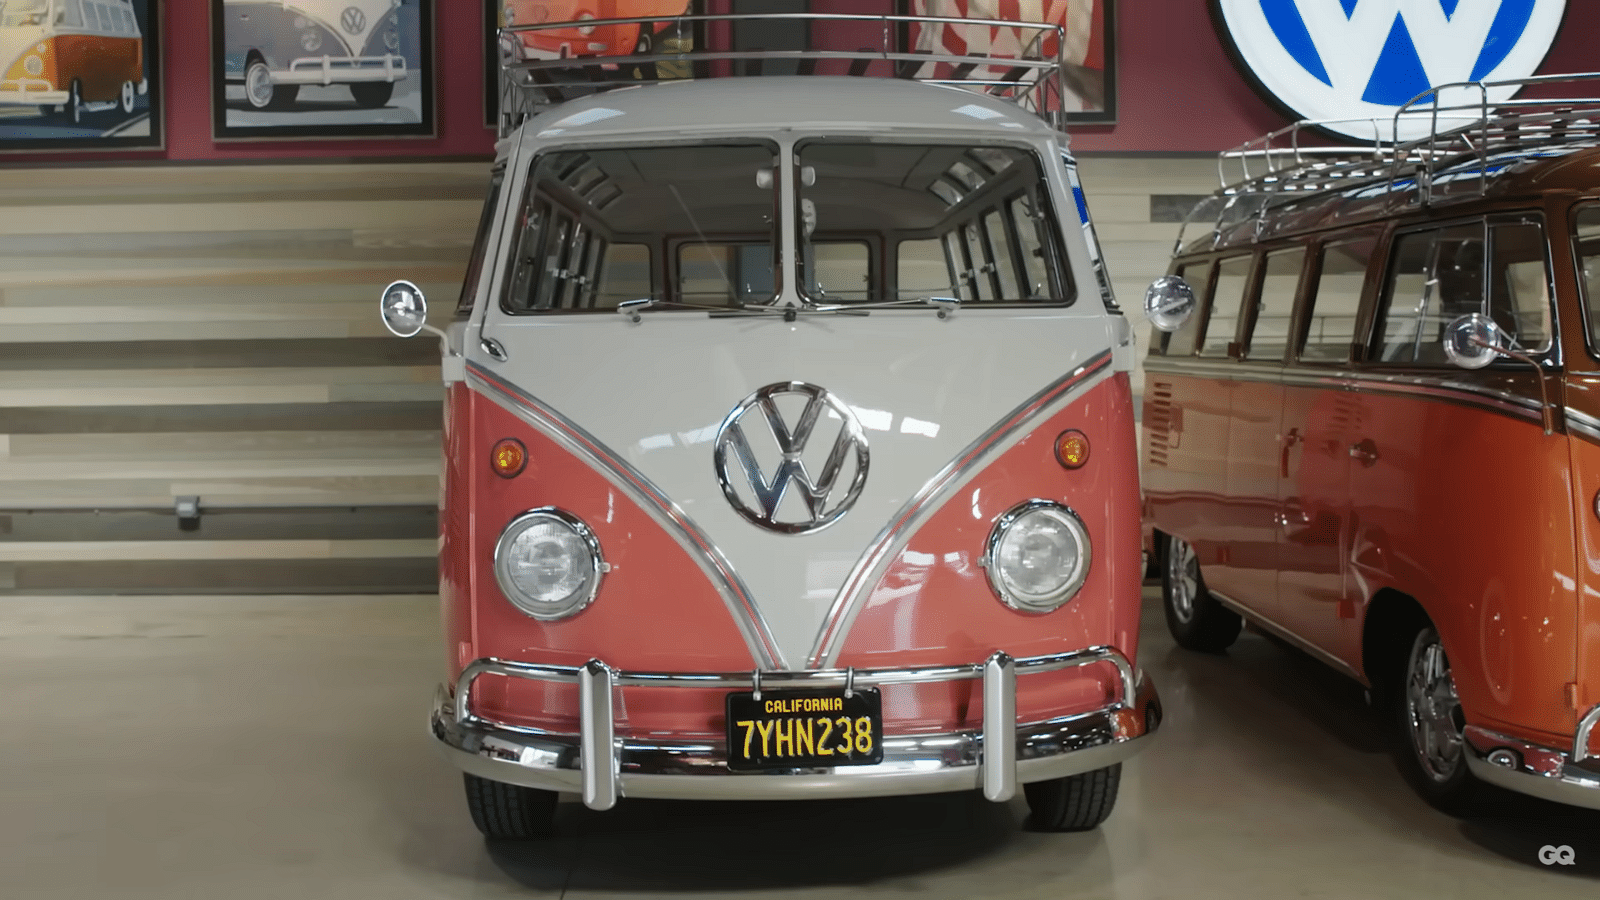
[725,688,884,771]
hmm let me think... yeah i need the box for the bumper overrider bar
[430,647,1161,811]
[1465,704,1600,811]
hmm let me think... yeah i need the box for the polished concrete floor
[4,589,1597,899]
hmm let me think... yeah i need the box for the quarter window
[1300,236,1375,363]
[1199,256,1252,357]
[1161,260,1213,356]
[1575,205,1600,354]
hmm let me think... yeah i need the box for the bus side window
[57,0,82,27]
[1244,246,1305,360]
[1299,235,1376,363]
[1487,219,1553,354]
[1373,223,1483,364]
[898,238,957,300]
[1198,255,1253,357]
[1162,261,1213,356]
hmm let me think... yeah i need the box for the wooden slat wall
[0,163,485,594]
[0,157,1205,595]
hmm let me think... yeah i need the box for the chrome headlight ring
[982,499,1092,614]
[493,507,606,621]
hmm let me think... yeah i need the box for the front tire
[65,80,81,124]
[118,80,135,115]
[1394,624,1483,813]
[463,774,558,839]
[1161,535,1242,652]
[1024,764,1121,831]
[350,81,394,108]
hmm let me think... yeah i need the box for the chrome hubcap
[246,65,273,108]
[1405,629,1464,782]
[1167,539,1199,623]
[121,81,134,111]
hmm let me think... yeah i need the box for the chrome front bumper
[1464,704,1600,811]
[430,647,1161,810]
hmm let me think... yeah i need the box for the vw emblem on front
[341,6,367,34]
[1214,0,1566,141]
[713,383,869,535]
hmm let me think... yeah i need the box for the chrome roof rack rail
[495,11,1073,137]
[1174,71,1600,256]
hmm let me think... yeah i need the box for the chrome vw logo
[713,383,869,535]
[341,6,367,34]
[1215,0,1566,141]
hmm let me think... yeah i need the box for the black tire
[463,773,558,839]
[66,80,81,124]
[118,79,135,115]
[1024,764,1122,832]
[350,81,394,108]
[1392,624,1485,814]
[1161,534,1242,652]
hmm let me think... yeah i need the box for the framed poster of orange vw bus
[0,0,161,151]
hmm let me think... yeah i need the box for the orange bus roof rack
[495,11,1073,138]
[1175,71,1600,255]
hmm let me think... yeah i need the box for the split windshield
[501,138,1073,314]
[796,141,1071,305]
[502,143,780,313]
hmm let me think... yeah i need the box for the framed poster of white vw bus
[0,0,163,152]
[210,0,434,140]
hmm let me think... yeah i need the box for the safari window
[1373,223,1485,365]
[503,143,779,313]
[1300,236,1375,363]
[1198,255,1252,357]
[1245,247,1304,360]
[796,141,1072,305]
[455,169,506,319]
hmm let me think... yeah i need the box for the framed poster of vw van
[0,0,163,152]
[210,0,435,140]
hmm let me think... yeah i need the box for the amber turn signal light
[1055,430,1090,469]
[491,439,527,478]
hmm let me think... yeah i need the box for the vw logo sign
[341,6,367,35]
[1215,0,1567,141]
[713,383,869,535]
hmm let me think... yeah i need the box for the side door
[1275,232,1378,658]
[1216,245,1304,610]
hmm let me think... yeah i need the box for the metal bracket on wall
[175,496,201,532]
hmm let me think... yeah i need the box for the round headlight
[23,54,42,77]
[494,508,605,620]
[983,500,1091,613]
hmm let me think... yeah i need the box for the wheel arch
[1361,588,1430,696]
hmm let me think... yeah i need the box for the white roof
[519,76,1060,142]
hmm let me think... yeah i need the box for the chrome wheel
[119,79,135,114]
[1166,538,1199,624]
[1404,628,1464,783]
[245,60,274,109]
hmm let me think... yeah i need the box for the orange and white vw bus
[383,11,1160,839]
[0,0,146,122]
[1141,75,1600,814]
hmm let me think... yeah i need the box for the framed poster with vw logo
[210,0,435,140]
[1213,0,1568,142]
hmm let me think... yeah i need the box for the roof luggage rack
[1176,71,1600,254]
[495,11,1075,138]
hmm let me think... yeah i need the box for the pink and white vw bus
[381,11,1160,838]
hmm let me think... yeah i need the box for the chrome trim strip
[1464,721,1600,812]
[1566,407,1600,444]
[1210,590,1365,682]
[982,652,1017,802]
[809,350,1116,668]
[579,660,618,811]
[467,364,785,668]
[1143,359,1548,427]
[432,647,1158,805]
[1577,703,1600,764]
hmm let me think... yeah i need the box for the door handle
[1280,427,1301,478]
[1349,438,1379,467]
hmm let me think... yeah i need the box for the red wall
[8,0,1599,165]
